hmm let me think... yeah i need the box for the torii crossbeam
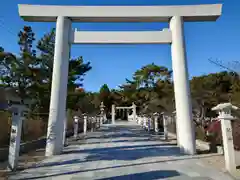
[18,4,221,22]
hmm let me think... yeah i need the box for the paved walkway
[9,121,234,180]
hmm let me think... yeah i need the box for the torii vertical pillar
[170,16,195,155]
[45,16,71,156]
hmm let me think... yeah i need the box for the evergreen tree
[1,26,38,101]
[99,84,111,113]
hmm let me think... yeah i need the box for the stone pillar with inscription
[8,107,22,171]
[7,102,28,171]
[212,103,239,174]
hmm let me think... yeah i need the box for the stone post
[172,111,180,146]
[212,103,238,174]
[136,115,139,124]
[143,116,147,130]
[91,117,94,132]
[8,106,23,171]
[104,113,107,123]
[83,115,87,135]
[153,113,159,133]
[98,115,101,128]
[73,116,79,138]
[46,16,72,156]
[138,116,141,126]
[100,116,103,125]
[170,16,195,155]
[97,116,100,128]
[62,112,67,147]
[127,109,130,121]
[122,109,124,120]
[112,104,115,124]
[162,113,168,140]
[120,109,122,120]
[93,116,97,130]
[148,116,151,132]
[100,102,105,124]
[132,103,137,122]
[140,116,144,128]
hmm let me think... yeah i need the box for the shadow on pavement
[95,170,182,180]
[75,139,177,145]
[14,157,198,180]
[63,143,178,154]
[84,146,180,161]
[27,144,181,169]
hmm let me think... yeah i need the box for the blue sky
[1,0,239,92]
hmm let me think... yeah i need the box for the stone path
[9,121,234,180]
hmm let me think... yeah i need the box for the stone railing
[0,113,103,163]
[0,137,46,162]
[0,121,89,162]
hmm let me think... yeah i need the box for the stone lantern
[100,102,105,124]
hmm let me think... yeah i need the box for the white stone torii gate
[18,4,222,156]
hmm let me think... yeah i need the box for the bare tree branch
[208,58,240,75]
